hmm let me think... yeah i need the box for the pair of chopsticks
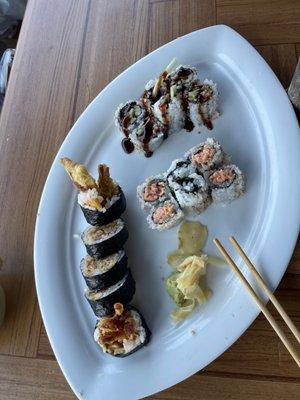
[214,236,300,367]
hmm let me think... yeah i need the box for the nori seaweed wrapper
[82,223,129,259]
[81,253,128,290]
[85,269,136,317]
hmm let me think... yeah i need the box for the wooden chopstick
[229,236,300,344]
[213,238,300,368]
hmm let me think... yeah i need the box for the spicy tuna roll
[208,164,245,203]
[185,138,228,174]
[147,198,183,231]
[94,303,151,357]
[80,251,128,290]
[85,270,136,317]
[136,173,172,210]
[188,79,219,130]
[82,219,128,258]
[61,159,126,226]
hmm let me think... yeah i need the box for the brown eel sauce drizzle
[181,91,194,132]
[119,102,135,154]
[121,138,134,154]
[197,90,213,130]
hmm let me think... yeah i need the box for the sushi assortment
[137,138,245,230]
[115,59,219,157]
[61,158,151,357]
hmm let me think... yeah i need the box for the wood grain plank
[0,0,90,356]
[149,0,215,52]
[279,273,300,290]
[296,44,300,58]
[216,0,300,45]
[255,44,298,88]
[37,324,55,359]
[287,238,300,275]
[149,0,180,51]
[147,373,300,400]
[73,0,149,120]
[0,354,75,400]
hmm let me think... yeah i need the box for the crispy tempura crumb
[98,164,119,201]
[61,158,97,191]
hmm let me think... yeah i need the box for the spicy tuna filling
[143,181,165,202]
[192,145,215,165]
[95,303,145,355]
[210,169,235,185]
[153,203,176,224]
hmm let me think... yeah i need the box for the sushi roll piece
[80,250,128,290]
[185,138,228,175]
[153,94,185,136]
[141,58,178,110]
[136,173,172,210]
[152,65,199,135]
[208,164,245,203]
[82,218,129,258]
[61,159,125,226]
[166,157,197,188]
[115,99,165,157]
[85,269,136,317]
[130,116,165,157]
[94,303,151,357]
[166,65,200,133]
[115,100,148,138]
[79,187,126,226]
[147,198,184,231]
[167,159,210,213]
[188,79,219,130]
[114,100,149,154]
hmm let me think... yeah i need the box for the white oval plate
[34,25,300,400]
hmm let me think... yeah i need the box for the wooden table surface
[0,0,299,399]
